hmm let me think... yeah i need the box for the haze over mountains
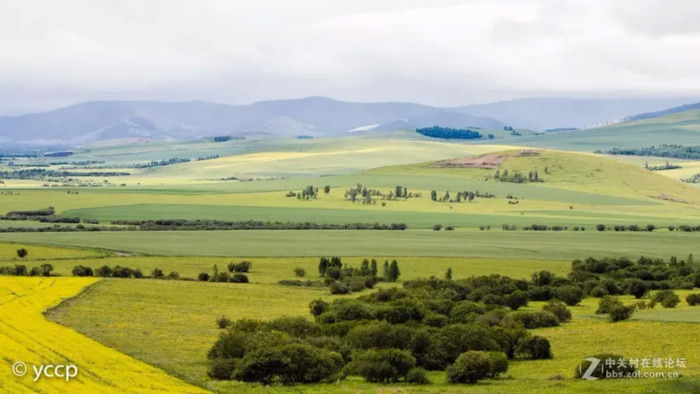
[0,96,698,147]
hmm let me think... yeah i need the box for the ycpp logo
[579,357,601,381]
[12,361,78,382]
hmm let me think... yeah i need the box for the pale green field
[1,230,699,260]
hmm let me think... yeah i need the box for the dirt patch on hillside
[434,150,541,169]
[650,194,689,204]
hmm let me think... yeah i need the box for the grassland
[0,276,204,393]
[1,230,699,260]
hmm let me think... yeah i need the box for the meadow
[3,114,700,393]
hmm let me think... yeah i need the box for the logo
[580,357,601,380]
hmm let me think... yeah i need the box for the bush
[627,279,649,299]
[433,224,443,231]
[151,268,164,278]
[589,286,609,298]
[609,305,635,322]
[16,248,28,258]
[446,351,491,384]
[554,285,584,306]
[231,273,249,283]
[653,290,680,308]
[486,352,509,378]
[596,296,623,315]
[208,358,237,380]
[228,260,253,273]
[216,316,232,329]
[520,336,552,359]
[198,272,210,281]
[233,343,343,384]
[542,300,572,323]
[329,281,350,295]
[686,293,700,306]
[167,271,180,279]
[293,267,306,277]
[346,322,412,350]
[575,353,636,380]
[405,368,430,384]
[596,224,605,231]
[505,291,528,311]
[71,265,94,277]
[352,349,416,383]
[309,299,329,316]
[95,265,113,277]
[504,310,559,329]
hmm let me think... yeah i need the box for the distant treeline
[111,219,409,231]
[683,173,700,184]
[597,144,700,160]
[208,135,245,142]
[416,126,482,140]
[623,102,700,122]
[0,169,130,179]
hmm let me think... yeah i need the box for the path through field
[0,277,206,393]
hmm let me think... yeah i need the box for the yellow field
[0,277,204,393]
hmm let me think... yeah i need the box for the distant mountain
[0,97,504,147]
[450,97,700,130]
[622,102,700,123]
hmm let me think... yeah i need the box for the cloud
[0,0,699,113]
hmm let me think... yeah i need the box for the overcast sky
[1,0,700,115]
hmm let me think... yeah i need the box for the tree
[609,305,635,322]
[445,351,491,384]
[531,270,554,286]
[445,267,453,280]
[352,349,416,383]
[323,185,330,194]
[293,267,306,277]
[505,291,528,310]
[309,299,329,316]
[491,323,530,359]
[386,260,401,282]
[554,285,584,306]
[627,279,649,299]
[360,259,371,276]
[596,224,606,231]
[16,248,28,258]
[318,257,330,276]
[652,290,681,308]
[542,300,571,323]
[430,190,437,201]
[370,259,378,277]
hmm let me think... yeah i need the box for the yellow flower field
[0,276,205,393]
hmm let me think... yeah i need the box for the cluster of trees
[286,185,325,200]
[0,263,54,277]
[209,136,244,142]
[493,169,543,183]
[683,173,700,184]
[197,263,251,283]
[500,224,585,231]
[0,225,136,233]
[0,169,129,179]
[599,144,700,160]
[3,207,55,219]
[134,157,191,168]
[317,257,401,294]
[596,224,661,232]
[645,161,681,171]
[344,183,419,204]
[416,126,483,140]
[207,274,560,386]
[110,219,408,231]
[430,190,494,203]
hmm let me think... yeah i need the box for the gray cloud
[1,0,699,114]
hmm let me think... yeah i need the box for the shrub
[542,300,572,323]
[433,224,443,231]
[405,368,430,384]
[95,265,113,277]
[596,296,623,315]
[309,299,329,316]
[446,351,491,384]
[596,224,605,231]
[16,248,28,258]
[228,260,253,273]
[208,358,237,380]
[505,290,528,311]
[346,322,412,350]
[528,286,554,301]
[554,285,584,306]
[71,265,94,277]
[486,352,509,378]
[575,353,636,380]
[293,267,306,277]
[520,336,552,359]
[504,310,559,329]
[216,316,232,329]
[653,290,680,308]
[198,272,210,281]
[215,272,231,282]
[167,271,180,279]
[231,273,249,283]
[233,343,343,384]
[352,349,416,383]
[589,286,609,298]
[686,293,700,306]
[609,305,635,322]
[151,268,164,278]
[329,281,350,295]
[627,279,649,299]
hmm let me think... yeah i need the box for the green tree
[445,267,453,280]
[16,248,28,258]
[387,260,401,282]
[323,185,330,194]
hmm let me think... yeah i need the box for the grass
[0,242,105,261]
[47,276,700,393]
[0,276,204,393]
[1,230,699,260]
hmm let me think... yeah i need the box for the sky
[1,0,700,115]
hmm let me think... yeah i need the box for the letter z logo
[580,357,601,380]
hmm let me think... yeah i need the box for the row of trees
[493,169,543,183]
[430,190,495,203]
[317,257,401,294]
[416,126,483,140]
[600,144,700,160]
[111,219,408,231]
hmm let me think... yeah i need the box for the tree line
[599,144,700,160]
[416,126,483,140]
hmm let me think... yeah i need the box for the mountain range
[0,96,698,147]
